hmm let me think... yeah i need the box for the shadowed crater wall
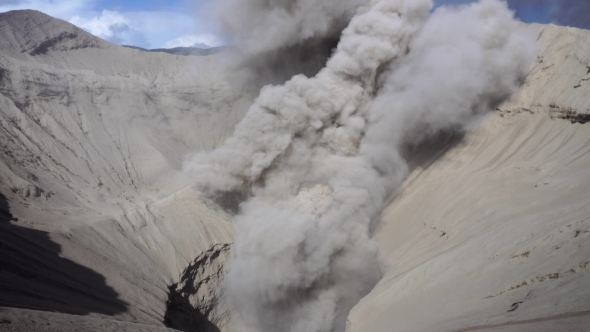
[0,193,128,316]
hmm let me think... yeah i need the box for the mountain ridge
[0,10,112,58]
[122,45,231,57]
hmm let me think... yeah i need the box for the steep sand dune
[347,24,590,332]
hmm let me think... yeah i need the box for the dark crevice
[29,32,77,56]
[27,29,102,56]
[563,113,590,124]
[165,300,221,332]
[551,107,590,124]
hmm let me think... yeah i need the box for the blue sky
[435,0,590,29]
[0,0,587,49]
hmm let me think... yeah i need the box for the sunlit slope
[347,24,590,332]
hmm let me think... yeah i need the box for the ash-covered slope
[0,10,246,332]
[347,24,590,332]
[0,10,111,58]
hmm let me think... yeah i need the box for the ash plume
[213,0,368,90]
[184,0,537,331]
[215,0,367,54]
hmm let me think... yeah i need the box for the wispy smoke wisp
[184,0,536,331]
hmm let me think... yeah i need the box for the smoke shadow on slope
[401,129,467,173]
[369,129,467,237]
[0,193,128,316]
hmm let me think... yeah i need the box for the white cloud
[70,10,131,44]
[125,11,217,49]
[163,34,221,49]
[69,10,220,49]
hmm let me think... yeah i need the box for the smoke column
[184,0,537,331]
[213,0,369,93]
[215,0,367,54]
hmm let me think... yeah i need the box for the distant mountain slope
[123,45,231,57]
[0,10,112,58]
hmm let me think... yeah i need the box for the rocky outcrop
[165,243,232,332]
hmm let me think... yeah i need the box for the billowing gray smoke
[214,0,367,89]
[184,0,537,331]
[215,0,366,53]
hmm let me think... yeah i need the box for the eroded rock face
[165,243,232,332]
